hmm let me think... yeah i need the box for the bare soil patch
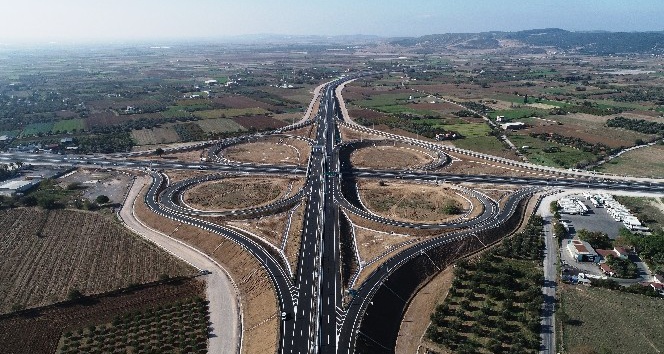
[227,211,290,250]
[355,226,415,265]
[358,180,472,224]
[134,186,279,354]
[287,123,318,140]
[0,278,204,354]
[184,177,295,211]
[0,208,196,314]
[396,267,454,354]
[339,125,386,141]
[224,138,310,165]
[351,145,433,169]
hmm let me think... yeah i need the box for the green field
[20,122,55,137]
[163,107,194,119]
[508,134,597,168]
[0,130,21,138]
[193,107,269,119]
[52,119,85,133]
[489,108,550,121]
[196,118,246,133]
[453,136,508,154]
[559,286,664,354]
[440,122,491,138]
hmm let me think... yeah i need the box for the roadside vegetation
[425,216,545,353]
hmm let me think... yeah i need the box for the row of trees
[606,116,664,136]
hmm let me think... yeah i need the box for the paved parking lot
[562,198,626,239]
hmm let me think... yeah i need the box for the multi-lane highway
[3,74,664,354]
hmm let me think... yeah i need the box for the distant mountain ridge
[389,28,664,55]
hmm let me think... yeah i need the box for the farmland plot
[0,208,197,314]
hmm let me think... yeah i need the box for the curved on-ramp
[119,175,242,354]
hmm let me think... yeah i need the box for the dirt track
[120,176,240,354]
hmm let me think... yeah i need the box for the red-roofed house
[595,247,629,261]
[599,263,616,277]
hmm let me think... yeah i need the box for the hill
[390,28,664,55]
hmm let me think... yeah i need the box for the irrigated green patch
[52,119,85,133]
[489,108,550,121]
[452,136,507,154]
[441,122,491,138]
[21,122,55,137]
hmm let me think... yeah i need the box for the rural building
[60,137,73,144]
[0,179,40,196]
[566,239,599,262]
[500,122,525,130]
[599,263,616,277]
[205,79,218,85]
[596,247,629,261]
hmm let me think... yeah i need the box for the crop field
[20,122,54,137]
[232,115,288,130]
[597,144,664,178]
[508,134,597,168]
[0,279,204,354]
[441,122,491,138]
[559,285,664,354]
[213,95,277,110]
[488,107,550,121]
[0,208,197,314]
[163,106,195,119]
[131,126,181,145]
[85,112,132,128]
[196,117,246,133]
[52,119,86,133]
[56,296,209,354]
[193,107,270,119]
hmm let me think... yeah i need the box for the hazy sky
[0,0,663,42]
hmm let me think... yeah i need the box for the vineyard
[0,278,204,354]
[0,208,197,314]
[57,296,209,354]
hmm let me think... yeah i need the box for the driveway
[119,175,241,354]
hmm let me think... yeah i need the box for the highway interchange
[2,75,664,353]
